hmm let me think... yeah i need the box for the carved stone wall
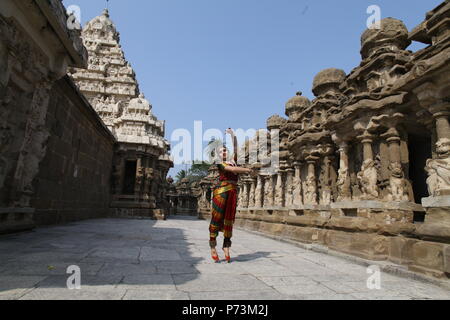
[197,2,450,279]
[0,0,88,233]
[31,76,115,225]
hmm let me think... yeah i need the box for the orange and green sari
[209,162,239,248]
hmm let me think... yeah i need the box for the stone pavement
[0,217,449,300]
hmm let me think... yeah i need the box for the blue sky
[63,0,442,177]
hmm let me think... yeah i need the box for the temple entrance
[122,160,137,195]
[408,134,432,204]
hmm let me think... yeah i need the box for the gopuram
[196,1,450,279]
[69,9,173,218]
[0,1,172,233]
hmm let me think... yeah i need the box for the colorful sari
[209,162,239,247]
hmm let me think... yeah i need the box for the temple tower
[70,9,173,218]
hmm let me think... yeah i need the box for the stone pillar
[319,155,332,205]
[360,132,374,162]
[292,163,303,206]
[254,174,264,208]
[357,131,379,200]
[236,182,242,208]
[243,180,250,209]
[274,171,284,207]
[381,123,410,202]
[285,168,294,207]
[432,108,450,141]
[423,103,450,198]
[135,157,143,199]
[304,157,318,205]
[248,178,256,208]
[336,140,351,202]
[263,174,274,208]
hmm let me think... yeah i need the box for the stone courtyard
[0,217,449,300]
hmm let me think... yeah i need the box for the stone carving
[303,175,318,205]
[248,179,256,208]
[263,175,274,207]
[386,163,410,202]
[426,138,450,196]
[254,175,264,208]
[274,173,284,207]
[292,165,303,206]
[357,159,379,200]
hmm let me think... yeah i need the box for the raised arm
[226,128,238,163]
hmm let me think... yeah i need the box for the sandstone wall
[31,76,115,225]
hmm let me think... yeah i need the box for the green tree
[175,169,188,182]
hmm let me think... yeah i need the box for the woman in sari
[209,129,254,263]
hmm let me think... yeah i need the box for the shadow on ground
[0,217,203,300]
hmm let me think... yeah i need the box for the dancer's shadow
[232,251,272,262]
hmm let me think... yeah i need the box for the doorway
[408,135,432,204]
[122,160,137,195]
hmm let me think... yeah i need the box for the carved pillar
[292,163,303,206]
[237,182,244,208]
[357,131,379,200]
[382,123,409,202]
[263,174,274,208]
[248,178,256,208]
[254,174,264,208]
[432,108,450,141]
[336,140,351,202]
[360,132,374,162]
[243,180,250,209]
[285,168,294,207]
[304,156,318,205]
[274,171,284,207]
[319,155,332,205]
[11,80,52,207]
[425,103,450,197]
[135,157,143,200]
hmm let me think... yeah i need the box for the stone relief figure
[254,175,263,208]
[425,138,450,196]
[263,175,274,207]
[292,168,303,206]
[386,163,409,202]
[357,159,379,200]
[336,167,351,201]
[248,181,256,208]
[303,175,317,205]
[144,168,154,197]
[135,166,144,194]
[319,158,332,205]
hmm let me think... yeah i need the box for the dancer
[209,129,255,263]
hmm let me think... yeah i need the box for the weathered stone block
[411,241,445,271]
[444,245,450,274]
[388,236,417,265]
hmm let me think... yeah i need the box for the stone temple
[195,2,450,279]
[0,0,449,281]
[0,1,172,234]
[69,9,173,216]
